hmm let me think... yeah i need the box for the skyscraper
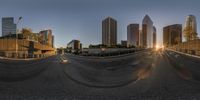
[163,24,182,47]
[153,26,157,48]
[142,15,154,48]
[127,24,139,47]
[183,15,198,41]
[2,17,16,36]
[142,24,147,47]
[52,35,54,48]
[102,17,117,47]
[139,30,143,47]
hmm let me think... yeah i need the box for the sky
[0,0,200,48]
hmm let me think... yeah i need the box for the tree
[21,28,32,39]
[21,28,40,42]
[32,33,39,42]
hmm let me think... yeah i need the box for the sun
[155,44,161,51]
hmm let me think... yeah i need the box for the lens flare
[155,45,160,51]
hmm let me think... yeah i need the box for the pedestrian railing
[0,52,55,60]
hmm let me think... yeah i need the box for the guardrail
[64,49,151,60]
[77,49,147,57]
[166,48,200,59]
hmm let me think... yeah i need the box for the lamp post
[15,17,22,58]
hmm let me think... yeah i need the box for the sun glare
[156,45,160,50]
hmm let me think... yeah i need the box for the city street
[0,50,200,100]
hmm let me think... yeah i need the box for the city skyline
[0,0,200,48]
[1,1,200,99]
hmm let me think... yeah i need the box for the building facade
[139,30,143,47]
[127,24,139,47]
[0,39,55,58]
[153,26,157,48]
[142,15,154,48]
[2,17,16,36]
[102,17,117,47]
[67,40,81,53]
[163,24,182,47]
[52,35,54,48]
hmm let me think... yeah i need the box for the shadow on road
[0,56,54,82]
[63,50,157,88]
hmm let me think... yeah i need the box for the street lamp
[15,17,22,58]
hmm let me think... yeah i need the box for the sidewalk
[0,56,42,61]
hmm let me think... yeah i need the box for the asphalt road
[0,50,200,100]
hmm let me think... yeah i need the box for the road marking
[60,55,69,64]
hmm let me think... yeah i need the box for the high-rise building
[39,30,52,46]
[142,24,147,47]
[2,17,16,36]
[139,30,143,47]
[127,24,139,47]
[163,24,182,47]
[52,35,54,48]
[142,15,154,48]
[102,17,117,47]
[183,15,198,41]
[153,26,157,48]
